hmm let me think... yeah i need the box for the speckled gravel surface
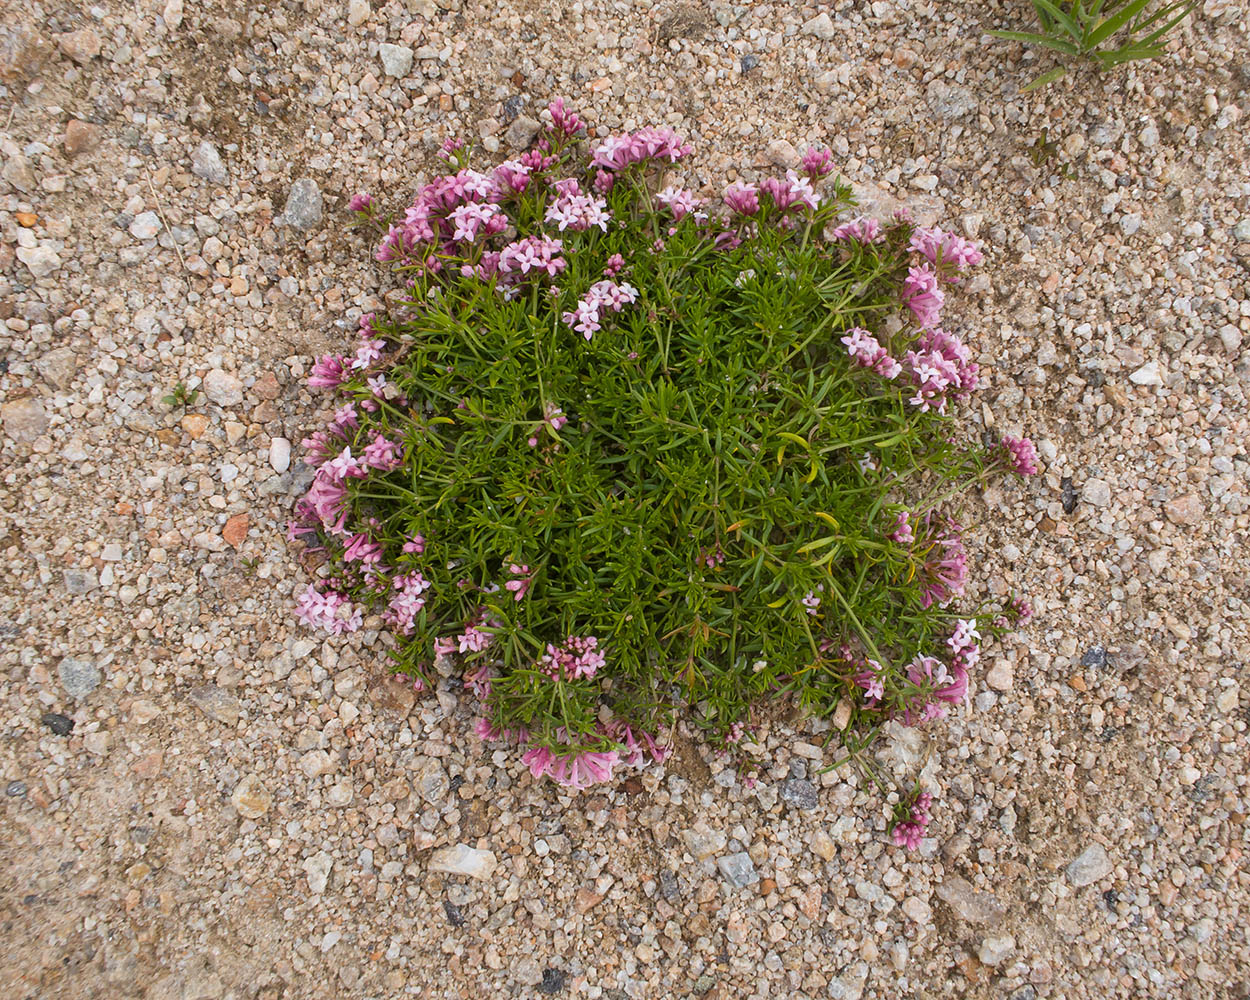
[1,1,1248,998]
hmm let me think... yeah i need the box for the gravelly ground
[1,0,1248,997]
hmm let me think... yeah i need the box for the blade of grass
[987,29,1081,55]
[1083,0,1153,48]
[1022,65,1070,89]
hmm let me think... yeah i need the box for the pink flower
[918,516,968,608]
[801,590,821,616]
[723,181,760,216]
[547,97,584,138]
[855,659,885,702]
[603,253,624,277]
[499,235,566,278]
[352,336,385,371]
[504,563,533,602]
[523,744,621,790]
[309,353,349,389]
[891,792,933,850]
[909,227,982,279]
[830,216,882,244]
[362,433,404,472]
[402,533,425,555]
[294,584,362,635]
[324,446,365,481]
[1002,435,1039,475]
[888,511,914,545]
[841,327,902,380]
[458,626,492,654]
[561,280,638,340]
[349,193,373,212]
[902,265,945,329]
[590,127,692,171]
[545,191,611,232]
[656,186,701,221]
[343,532,383,565]
[539,635,605,680]
[759,170,819,212]
[801,146,835,179]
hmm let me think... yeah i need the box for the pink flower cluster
[545,181,610,232]
[294,583,362,634]
[759,170,820,213]
[656,186,704,222]
[540,635,606,681]
[590,127,693,172]
[909,226,983,278]
[1002,435,1039,475]
[385,571,431,634]
[830,216,882,244]
[723,181,760,217]
[562,279,639,339]
[888,511,914,545]
[902,266,945,328]
[841,327,902,379]
[891,791,933,850]
[918,516,968,609]
[903,328,979,413]
[504,563,532,601]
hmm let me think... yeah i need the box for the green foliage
[990,0,1197,90]
[162,381,198,407]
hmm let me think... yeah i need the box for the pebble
[378,43,413,78]
[269,437,291,473]
[935,876,1007,925]
[281,178,323,230]
[429,844,497,880]
[16,246,62,278]
[347,0,370,25]
[802,12,837,40]
[64,119,101,156]
[682,821,727,860]
[780,777,819,810]
[2,152,34,191]
[1066,844,1113,887]
[191,141,228,184]
[2,397,48,442]
[505,115,541,151]
[985,658,1013,691]
[188,684,241,725]
[979,935,1016,966]
[203,370,243,407]
[717,851,759,889]
[231,774,272,818]
[41,713,74,736]
[413,757,449,804]
[5,781,26,797]
[1164,494,1203,526]
[1129,361,1163,386]
[57,28,100,63]
[58,657,101,699]
[129,212,161,240]
[83,731,111,756]
[303,852,333,894]
[1081,478,1112,507]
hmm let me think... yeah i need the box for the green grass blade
[988,29,1081,55]
[1084,0,1153,48]
[1132,2,1197,47]
[1030,0,1084,40]
[1094,44,1164,66]
[1022,66,1070,90]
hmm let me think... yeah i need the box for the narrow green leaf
[1030,0,1083,40]
[1084,0,1153,48]
[988,30,1081,55]
[1023,65,1070,89]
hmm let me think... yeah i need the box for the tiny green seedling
[162,381,199,407]
[991,0,1197,91]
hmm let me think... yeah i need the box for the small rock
[717,851,759,889]
[58,657,101,699]
[802,12,837,39]
[574,887,604,914]
[828,962,868,1000]
[223,513,249,548]
[83,731,111,756]
[985,659,1013,691]
[902,896,932,924]
[0,26,51,83]
[181,413,208,439]
[269,438,291,473]
[1082,478,1112,507]
[780,777,819,810]
[1129,361,1162,386]
[281,178,323,230]
[326,780,354,807]
[926,80,977,119]
[34,347,79,389]
[63,568,98,594]
[413,757,449,804]
[348,0,370,25]
[979,935,1016,966]
[935,876,1007,925]
[188,684,241,725]
[5,781,26,797]
[231,774,272,818]
[3,397,48,442]
[505,115,541,151]
[1066,844,1112,887]
[766,138,800,170]
[129,211,161,240]
[1081,645,1107,669]
[191,141,228,184]
[538,968,565,995]
[378,42,413,77]
[41,713,74,736]
[429,844,497,880]
[203,369,243,407]
[64,119,101,156]
[682,821,727,860]
[810,829,837,862]
[1164,493,1203,526]
[16,246,61,278]
[300,749,336,778]
[303,851,333,893]
[3,152,35,190]
[1233,218,1250,242]
[57,28,100,63]
[163,0,184,29]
